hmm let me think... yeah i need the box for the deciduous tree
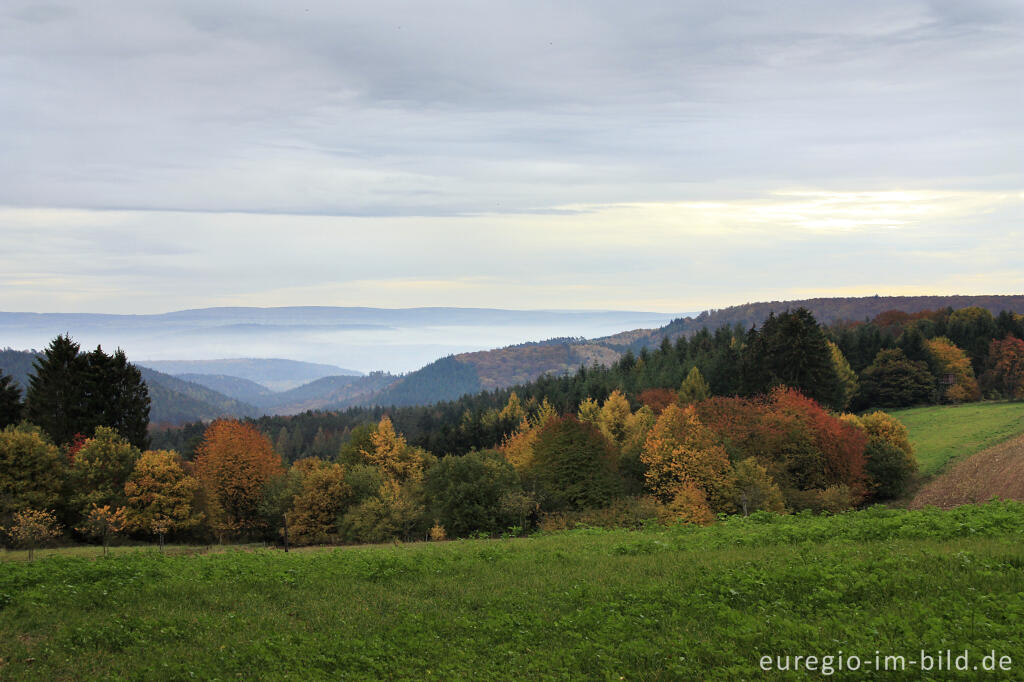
[194,420,283,534]
[0,424,64,521]
[124,449,204,546]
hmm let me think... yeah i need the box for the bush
[538,496,667,531]
[424,450,521,537]
[864,440,916,500]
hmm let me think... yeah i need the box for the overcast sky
[2,0,1022,314]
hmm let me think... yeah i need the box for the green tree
[741,308,843,408]
[0,370,23,429]
[528,417,623,512]
[69,427,141,519]
[257,468,305,550]
[856,349,934,408]
[677,367,710,405]
[26,335,87,445]
[424,450,521,537]
[0,424,64,521]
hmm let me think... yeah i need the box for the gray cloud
[0,1,1021,315]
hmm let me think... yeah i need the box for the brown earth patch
[909,432,1024,509]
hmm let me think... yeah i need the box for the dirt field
[909,432,1024,509]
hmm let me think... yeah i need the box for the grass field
[2,502,1024,680]
[889,401,1024,476]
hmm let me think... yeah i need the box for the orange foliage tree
[984,336,1024,399]
[76,504,128,556]
[640,403,735,513]
[288,462,352,545]
[194,420,283,534]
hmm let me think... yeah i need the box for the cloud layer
[1,1,1021,313]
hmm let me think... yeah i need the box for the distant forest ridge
[611,295,1024,350]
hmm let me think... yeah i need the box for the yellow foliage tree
[576,397,601,426]
[498,391,526,424]
[926,337,981,402]
[665,483,715,525]
[732,458,786,515]
[288,463,352,545]
[124,449,204,547]
[76,504,128,556]
[360,417,432,486]
[598,390,631,447]
[677,367,711,405]
[3,508,62,560]
[640,404,735,512]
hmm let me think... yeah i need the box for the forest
[3,304,1022,552]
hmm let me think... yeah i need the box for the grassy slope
[2,503,1024,680]
[889,401,1024,476]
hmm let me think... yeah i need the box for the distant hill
[175,373,275,405]
[0,349,258,426]
[139,358,362,391]
[613,295,1024,351]
[137,367,262,424]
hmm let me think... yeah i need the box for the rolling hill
[0,349,258,426]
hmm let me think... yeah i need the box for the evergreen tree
[26,335,87,445]
[742,309,843,408]
[0,370,23,429]
[25,338,149,449]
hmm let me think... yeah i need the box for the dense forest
[150,305,1024,463]
[3,302,1023,552]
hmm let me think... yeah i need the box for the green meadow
[889,401,1024,475]
[3,502,1024,680]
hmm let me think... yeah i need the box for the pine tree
[0,370,23,429]
[26,335,87,445]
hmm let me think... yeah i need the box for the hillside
[0,349,258,426]
[139,358,361,391]
[910,433,1024,508]
[613,294,1024,350]
[2,503,1022,679]
[176,373,275,404]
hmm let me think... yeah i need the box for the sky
[2,0,1022,315]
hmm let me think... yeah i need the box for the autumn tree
[124,449,204,547]
[69,426,141,519]
[925,337,981,403]
[982,336,1024,399]
[194,420,283,534]
[827,341,858,410]
[732,457,786,515]
[0,424,64,521]
[842,412,917,500]
[359,416,432,486]
[288,462,352,545]
[597,390,631,447]
[640,403,735,512]
[3,509,62,560]
[77,504,128,556]
[677,367,710,405]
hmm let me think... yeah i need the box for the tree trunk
[159,532,165,552]
[282,517,289,553]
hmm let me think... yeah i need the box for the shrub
[424,449,521,537]
[3,508,62,560]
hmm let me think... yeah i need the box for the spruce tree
[26,335,87,445]
[0,370,23,428]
